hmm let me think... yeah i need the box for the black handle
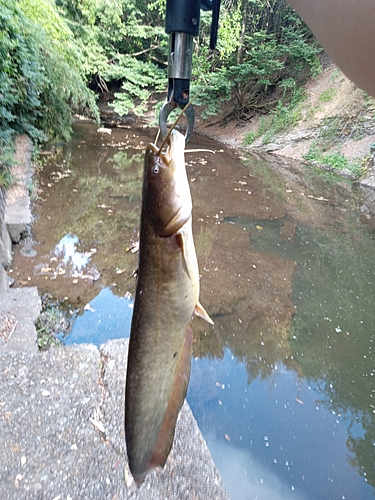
[210,0,221,50]
[165,0,221,49]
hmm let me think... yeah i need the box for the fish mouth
[151,130,185,166]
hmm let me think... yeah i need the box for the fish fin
[195,302,214,325]
[175,232,191,279]
[147,323,193,473]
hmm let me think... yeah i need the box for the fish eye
[152,165,160,175]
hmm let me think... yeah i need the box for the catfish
[125,129,213,484]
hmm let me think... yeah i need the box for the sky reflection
[187,349,372,500]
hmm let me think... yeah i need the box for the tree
[0,0,98,147]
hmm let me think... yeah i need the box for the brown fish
[125,129,212,484]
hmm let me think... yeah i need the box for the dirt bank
[195,63,375,182]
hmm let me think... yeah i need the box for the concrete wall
[0,187,12,290]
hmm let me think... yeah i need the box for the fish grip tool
[159,0,221,143]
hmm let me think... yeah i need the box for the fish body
[125,130,210,484]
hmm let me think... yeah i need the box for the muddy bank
[194,64,375,185]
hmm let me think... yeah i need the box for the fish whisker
[184,149,216,154]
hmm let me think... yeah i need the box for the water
[12,121,375,499]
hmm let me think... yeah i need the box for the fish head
[144,130,192,236]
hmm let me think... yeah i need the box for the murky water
[12,122,375,499]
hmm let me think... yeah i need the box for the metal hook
[159,101,195,143]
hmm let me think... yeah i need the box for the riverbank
[194,63,375,185]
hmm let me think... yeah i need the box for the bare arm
[288,0,375,96]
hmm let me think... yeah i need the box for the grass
[319,88,336,103]
[243,89,306,146]
[0,167,12,189]
[0,142,15,189]
[303,144,364,177]
[243,117,271,145]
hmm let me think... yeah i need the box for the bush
[303,144,363,176]
[0,0,98,145]
[193,0,321,120]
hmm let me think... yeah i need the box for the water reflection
[55,234,91,271]
[64,287,133,346]
[188,351,368,500]
[11,121,375,499]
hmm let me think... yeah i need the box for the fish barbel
[125,129,212,484]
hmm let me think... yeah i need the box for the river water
[12,121,375,500]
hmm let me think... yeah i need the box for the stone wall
[0,187,12,290]
[0,134,33,291]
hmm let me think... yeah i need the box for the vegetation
[193,0,320,119]
[0,0,98,142]
[303,144,363,176]
[0,0,320,137]
[244,87,306,145]
[318,87,336,103]
[0,0,99,177]
[0,0,322,180]
[55,0,168,116]
[36,293,74,349]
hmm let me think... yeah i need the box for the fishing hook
[159,0,221,142]
[159,100,195,143]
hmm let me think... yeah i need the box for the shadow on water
[12,121,375,499]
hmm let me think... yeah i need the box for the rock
[0,339,230,500]
[0,287,40,353]
[4,196,32,243]
[4,135,33,243]
[0,188,12,268]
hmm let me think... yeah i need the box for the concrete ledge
[0,188,12,291]
[4,135,33,243]
[5,194,32,243]
[0,217,12,269]
[0,266,9,291]
[0,287,40,353]
[0,339,230,499]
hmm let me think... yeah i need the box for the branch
[129,45,159,57]
[150,56,168,66]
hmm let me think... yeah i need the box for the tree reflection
[289,226,375,488]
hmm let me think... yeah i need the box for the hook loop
[159,101,195,143]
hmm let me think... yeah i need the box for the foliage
[0,143,15,189]
[243,130,257,145]
[0,167,13,189]
[193,0,321,120]
[53,0,320,122]
[36,322,61,349]
[318,87,336,103]
[108,56,166,116]
[56,0,168,114]
[263,87,306,142]
[0,0,323,166]
[0,0,99,177]
[303,144,363,176]
[0,0,98,145]
[243,87,306,144]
